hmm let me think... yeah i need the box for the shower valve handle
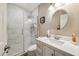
[4,45,10,53]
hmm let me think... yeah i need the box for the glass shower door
[7,4,24,56]
[7,4,38,56]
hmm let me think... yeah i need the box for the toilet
[27,44,37,56]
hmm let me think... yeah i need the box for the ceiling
[14,3,40,12]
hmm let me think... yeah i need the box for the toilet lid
[27,44,37,51]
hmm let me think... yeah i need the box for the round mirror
[51,9,69,30]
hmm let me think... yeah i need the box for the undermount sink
[49,38,65,45]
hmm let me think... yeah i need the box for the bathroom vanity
[36,37,79,56]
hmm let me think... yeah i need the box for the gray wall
[38,3,50,37]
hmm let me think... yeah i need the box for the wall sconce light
[48,3,55,11]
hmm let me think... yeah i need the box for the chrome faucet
[54,35,60,40]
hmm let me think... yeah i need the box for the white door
[7,4,24,56]
[0,3,7,56]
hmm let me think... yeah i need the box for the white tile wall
[31,8,38,44]
[0,3,38,56]
[23,20,32,51]
[7,4,24,55]
[7,4,35,56]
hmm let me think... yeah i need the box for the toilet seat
[27,44,37,51]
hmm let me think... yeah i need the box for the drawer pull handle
[51,54,54,56]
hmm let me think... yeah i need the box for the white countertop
[36,37,79,56]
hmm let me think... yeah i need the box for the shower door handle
[22,29,23,35]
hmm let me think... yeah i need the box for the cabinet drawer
[37,47,42,53]
[55,51,65,56]
[44,46,54,56]
[36,49,43,56]
[37,41,43,49]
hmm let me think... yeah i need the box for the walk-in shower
[6,4,38,56]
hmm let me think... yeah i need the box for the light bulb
[55,3,62,8]
[48,5,55,11]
